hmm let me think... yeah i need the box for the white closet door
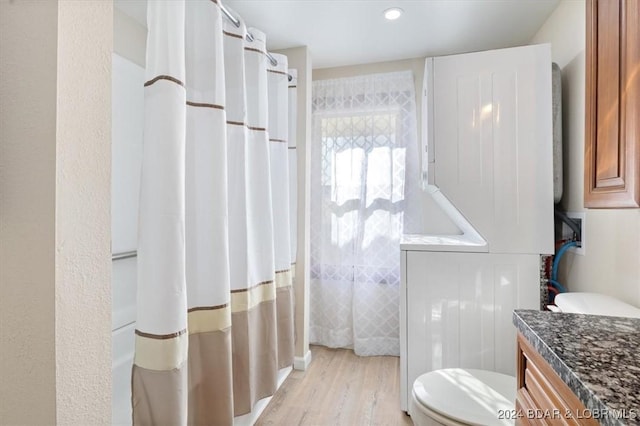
[431,44,553,255]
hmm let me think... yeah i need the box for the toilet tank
[554,293,640,318]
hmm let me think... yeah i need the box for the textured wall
[531,0,640,307]
[55,1,112,423]
[0,1,112,424]
[0,1,58,423]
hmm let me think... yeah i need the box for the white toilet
[410,368,515,426]
[409,293,640,426]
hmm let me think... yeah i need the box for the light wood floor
[256,345,413,426]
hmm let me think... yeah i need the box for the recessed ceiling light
[384,7,403,21]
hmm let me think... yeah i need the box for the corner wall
[114,7,146,67]
[56,2,113,423]
[531,0,640,307]
[273,46,313,368]
[0,1,58,421]
[0,1,113,423]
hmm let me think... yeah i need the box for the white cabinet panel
[430,44,554,255]
[401,251,539,411]
[458,262,494,370]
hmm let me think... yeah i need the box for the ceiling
[115,0,560,69]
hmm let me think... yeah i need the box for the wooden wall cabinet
[584,0,640,208]
[516,333,598,426]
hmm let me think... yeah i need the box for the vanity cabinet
[515,333,598,425]
[584,0,640,208]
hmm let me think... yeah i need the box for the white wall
[114,7,146,67]
[531,0,640,307]
[1,1,113,424]
[274,46,313,367]
[55,3,113,423]
[1,1,58,421]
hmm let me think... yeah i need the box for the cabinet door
[516,334,599,426]
[585,0,640,208]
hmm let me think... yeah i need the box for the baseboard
[293,350,312,371]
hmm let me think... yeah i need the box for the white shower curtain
[310,71,419,356]
[134,1,295,424]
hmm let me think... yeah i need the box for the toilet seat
[411,368,516,426]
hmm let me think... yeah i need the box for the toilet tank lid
[554,293,640,318]
[413,369,515,426]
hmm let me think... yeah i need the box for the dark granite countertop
[513,310,640,426]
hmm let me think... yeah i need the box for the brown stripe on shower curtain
[226,120,268,133]
[267,69,288,76]
[244,46,267,56]
[144,74,185,88]
[186,100,224,110]
[223,30,243,39]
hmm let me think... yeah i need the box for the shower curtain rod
[220,2,293,82]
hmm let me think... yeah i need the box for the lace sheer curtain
[310,71,419,356]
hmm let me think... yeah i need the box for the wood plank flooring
[256,345,413,426]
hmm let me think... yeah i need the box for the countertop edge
[512,310,624,426]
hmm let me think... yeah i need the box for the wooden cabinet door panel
[585,0,640,208]
[516,388,547,426]
[595,0,621,184]
[524,361,580,426]
[516,333,600,426]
